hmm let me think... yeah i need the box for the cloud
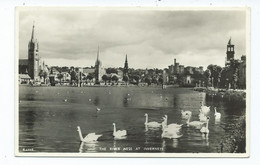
[18,8,247,69]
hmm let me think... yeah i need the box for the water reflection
[162,139,166,151]
[79,141,99,153]
[172,139,179,148]
[93,96,100,106]
[201,134,209,146]
[215,118,221,124]
[123,94,129,107]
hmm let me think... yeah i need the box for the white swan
[214,107,221,120]
[161,129,183,139]
[113,123,127,138]
[181,110,192,119]
[144,113,161,127]
[200,104,210,115]
[186,112,205,129]
[198,113,208,122]
[77,126,102,142]
[96,107,101,112]
[162,118,182,136]
[161,117,182,139]
[200,116,210,134]
[164,115,183,129]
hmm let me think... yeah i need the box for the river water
[18,86,246,153]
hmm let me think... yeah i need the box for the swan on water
[200,102,210,115]
[77,126,102,142]
[186,112,205,129]
[162,116,182,135]
[214,107,221,120]
[113,123,127,138]
[161,117,183,139]
[96,107,101,112]
[200,116,210,135]
[63,99,68,102]
[144,113,162,127]
[181,110,192,119]
[198,113,208,122]
[163,115,183,129]
[161,129,183,139]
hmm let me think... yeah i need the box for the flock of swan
[77,104,222,143]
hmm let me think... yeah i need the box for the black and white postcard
[15,7,250,157]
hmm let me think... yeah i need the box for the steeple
[123,54,129,76]
[95,45,102,66]
[97,45,99,61]
[28,21,40,80]
[228,37,231,45]
[125,54,128,63]
[31,22,35,42]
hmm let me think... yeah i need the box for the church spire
[123,54,129,76]
[228,37,231,45]
[97,45,99,61]
[125,54,128,63]
[31,21,35,42]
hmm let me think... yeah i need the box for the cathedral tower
[28,23,40,80]
[123,54,128,77]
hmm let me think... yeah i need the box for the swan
[144,113,161,127]
[164,115,183,128]
[198,113,208,122]
[214,107,221,120]
[162,117,182,134]
[181,110,192,119]
[63,98,68,102]
[200,116,210,134]
[186,112,205,129]
[96,107,101,112]
[200,102,210,115]
[113,123,127,138]
[77,126,102,142]
[161,129,183,139]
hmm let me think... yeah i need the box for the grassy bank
[218,115,246,153]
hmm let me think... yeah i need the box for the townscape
[19,24,246,90]
[18,9,247,155]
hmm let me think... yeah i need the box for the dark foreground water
[19,86,246,153]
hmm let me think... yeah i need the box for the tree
[111,75,119,85]
[204,69,211,87]
[106,68,118,74]
[57,73,64,85]
[102,75,108,85]
[87,73,94,85]
[144,76,152,86]
[132,75,140,86]
[43,71,48,83]
[158,76,163,85]
[123,75,129,85]
[152,77,158,85]
[39,70,44,82]
[207,65,222,88]
[70,70,77,81]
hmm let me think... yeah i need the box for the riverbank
[194,87,246,102]
[219,115,246,153]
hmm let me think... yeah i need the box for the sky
[18,8,247,69]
